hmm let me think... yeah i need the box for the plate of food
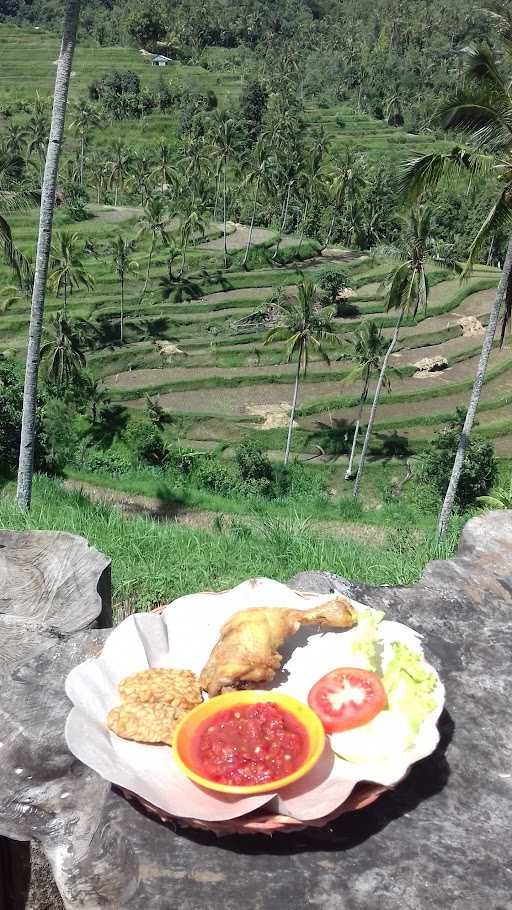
[65,578,445,831]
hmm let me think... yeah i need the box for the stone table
[0,514,511,910]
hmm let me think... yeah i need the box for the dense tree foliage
[415,411,498,510]
[0,1,493,125]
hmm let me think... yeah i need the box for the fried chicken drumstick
[200,596,357,697]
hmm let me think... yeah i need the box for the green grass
[0,475,461,610]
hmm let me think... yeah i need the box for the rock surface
[413,355,449,377]
[0,513,511,909]
[458,315,485,336]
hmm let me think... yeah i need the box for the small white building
[151,54,172,67]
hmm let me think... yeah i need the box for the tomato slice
[308,668,387,733]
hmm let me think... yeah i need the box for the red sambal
[192,702,308,786]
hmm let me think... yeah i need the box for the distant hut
[151,54,172,67]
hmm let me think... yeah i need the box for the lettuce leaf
[381,642,438,741]
[332,634,439,763]
[350,607,385,672]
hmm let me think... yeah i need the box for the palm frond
[465,189,512,271]
[486,4,512,59]
[397,148,491,201]
[462,44,508,97]
[0,213,33,287]
[436,98,511,152]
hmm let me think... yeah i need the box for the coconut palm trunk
[297,199,309,254]
[325,209,337,249]
[16,0,81,510]
[79,134,84,186]
[345,389,367,480]
[285,342,303,466]
[353,310,404,499]
[141,237,155,301]
[213,169,221,221]
[223,159,228,269]
[281,181,292,232]
[438,237,512,535]
[273,181,292,261]
[63,274,68,315]
[120,272,125,343]
[242,175,260,267]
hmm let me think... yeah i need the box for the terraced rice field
[0,21,507,465]
[2,196,508,461]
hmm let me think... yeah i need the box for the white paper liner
[65,578,444,822]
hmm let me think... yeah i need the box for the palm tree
[48,230,94,314]
[0,285,23,312]
[81,372,110,424]
[0,150,34,287]
[108,140,132,206]
[182,137,211,207]
[69,100,101,186]
[17,0,81,510]
[211,111,240,268]
[25,95,50,180]
[296,145,327,254]
[353,204,454,498]
[40,311,86,385]
[340,322,389,480]
[136,195,169,301]
[241,140,274,266]
[324,151,368,248]
[152,139,177,192]
[88,152,107,205]
[178,204,208,276]
[272,149,301,261]
[111,235,138,342]
[264,281,337,464]
[398,9,512,534]
[4,123,28,157]
[130,150,154,206]
[164,233,181,280]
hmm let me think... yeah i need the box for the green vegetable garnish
[351,607,385,673]
[382,642,438,741]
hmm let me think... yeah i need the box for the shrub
[74,446,131,476]
[275,460,328,500]
[61,182,89,222]
[126,421,168,466]
[414,411,498,510]
[89,70,141,100]
[316,266,350,307]
[40,398,80,474]
[193,456,238,495]
[0,361,49,476]
[239,80,267,139]
[165,445,195,476]
[235,438,274,485]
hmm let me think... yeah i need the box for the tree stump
[0,530,111,631]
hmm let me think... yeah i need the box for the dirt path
[63,479,388,543]
[199,224,300,251]
[88,205,143,222]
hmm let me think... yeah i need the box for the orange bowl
[172,690,325,795]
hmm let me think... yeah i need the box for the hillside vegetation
[0,7,510,594]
